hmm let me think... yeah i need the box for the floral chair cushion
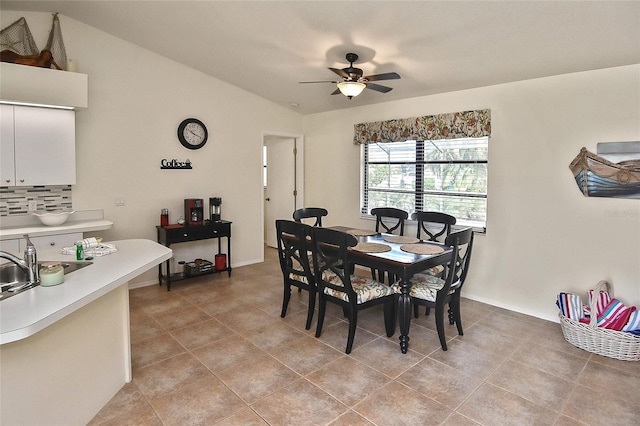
[391,273,455,302]
[421,265,444,277]
[322,271,394,304]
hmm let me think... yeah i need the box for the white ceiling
[2,1,639,115]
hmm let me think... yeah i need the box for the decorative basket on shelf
[559,280,640,361]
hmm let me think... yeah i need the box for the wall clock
[177,118,208,150]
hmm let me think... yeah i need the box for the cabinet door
[21,233,83,253]
[0,104,15,185]
[14,106,76,186]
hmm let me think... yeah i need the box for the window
[362,137,488,230]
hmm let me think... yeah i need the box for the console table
[156,221,232,291]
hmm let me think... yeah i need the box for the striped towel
[623,310,640,333]
[557,293,584,320]
[588,288,611,318]
[597,298,636,331]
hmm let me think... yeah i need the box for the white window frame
[361,137,489,232]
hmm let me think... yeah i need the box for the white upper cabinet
[0,104,15,185]
[1,105,76,186]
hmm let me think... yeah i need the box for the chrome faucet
[0,234,40,290]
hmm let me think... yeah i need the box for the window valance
[353,109,491,144]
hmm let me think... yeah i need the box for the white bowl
[32,210,75,226]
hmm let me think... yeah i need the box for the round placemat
[384,235,420,244]
[346,229,377,237]
[400,243,445,255]
[351,242,391,253]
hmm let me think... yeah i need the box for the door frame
[261,131,305,258]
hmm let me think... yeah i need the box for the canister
[40,262,64,286]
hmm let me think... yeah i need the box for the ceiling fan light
[337,81,366,98]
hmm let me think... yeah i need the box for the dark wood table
[332,226,452,353]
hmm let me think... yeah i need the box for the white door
[264,137,297,247]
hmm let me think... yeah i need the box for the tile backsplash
[0,185,72,216]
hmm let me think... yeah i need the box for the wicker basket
[559,280,640,361]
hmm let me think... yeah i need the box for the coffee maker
[209,197,222,222]
[184,198,204,226]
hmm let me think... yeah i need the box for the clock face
[177,118,208,150]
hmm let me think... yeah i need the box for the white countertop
[0,239,172,344]
[0,210,113,241]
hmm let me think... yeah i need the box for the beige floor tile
[397,357,483,410]
[133,352,214,399]
[562,383,640,425]
[129,308,165,344]
[151,303,212,330]
[306,356,392,407]
[268,334,345,375]
[88,382,155,425]
[214,407,269,425]
[511,342,588,382]
[215,351,300,404]
[130,332,186,370]
[577,359,640,406]
[487,359,575,411]
[354,380,452,425]
[149,375,246,425]
[191,334,262,373]
[351,337,425,378]
[328,409,375,425]
[242,316,307,351]
[169,317,232,350]
[251,378,348,425]
[457,382,559,425]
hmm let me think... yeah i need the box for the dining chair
[293,207,328,227]
[412,211,456,242]
[276,219,316,330]
[311,226,397,354]
[371,207,408,235]
[411,211,457,316]
[370,207,408,282]
[399,227,474,351]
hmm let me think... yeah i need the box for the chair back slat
[293,207,328,227]
[371,207,408,235]
[440,228,474,297]
[411,211,456,241]
[310,227,357,298]
[276,219,313,281]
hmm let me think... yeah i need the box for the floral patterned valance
[353,109,491,144]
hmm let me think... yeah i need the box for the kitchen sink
[0,261,93,301]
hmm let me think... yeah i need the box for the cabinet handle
[5,179,10,183]
[19,179,25,183]
[183,233,188,237]
[50,242,56,246]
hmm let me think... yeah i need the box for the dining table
[330,226,453,354]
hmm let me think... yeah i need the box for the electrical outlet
[115,196,125,206]
[28,200,38,212]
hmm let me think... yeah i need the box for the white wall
[2,11,303,285]
[303,65,640,321]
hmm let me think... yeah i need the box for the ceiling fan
[299,53,400,99]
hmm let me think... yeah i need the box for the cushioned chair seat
[323,271,395,304]
[392,273,458,302]
[421,264,444,277]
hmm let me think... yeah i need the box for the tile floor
[90,247,640,425]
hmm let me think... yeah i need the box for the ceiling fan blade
[299,80,339,84]
[363,72,401,82]
[330,88,341,95]
[365,82,393,93]
[329,67,350,79]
